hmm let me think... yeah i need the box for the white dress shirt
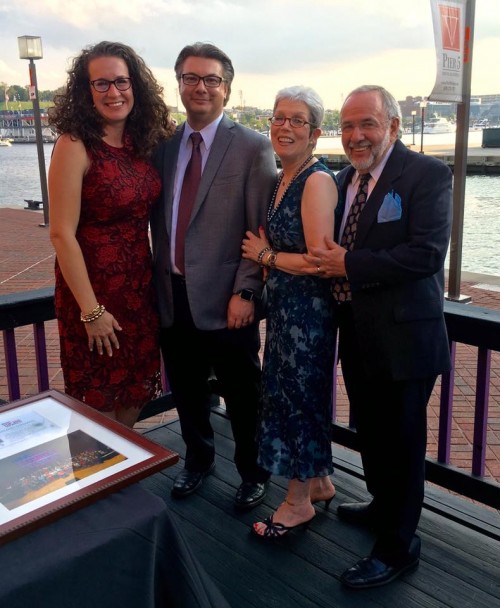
[170,113,224,273]
[339,142,395,239]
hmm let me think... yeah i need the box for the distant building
[478,94,500,104]
[398,94,500,127]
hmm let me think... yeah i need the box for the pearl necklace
[267,154,314,221]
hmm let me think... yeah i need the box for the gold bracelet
[262,251,273,267]
[81,303,101,317]
[257,246,272,267]
[80,304,106,323]
[266,251,278,268]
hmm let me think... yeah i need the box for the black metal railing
[0,288,55,401]
[1,287,499,511]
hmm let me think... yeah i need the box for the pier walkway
[0,206,498,483]
[315,129,500,173]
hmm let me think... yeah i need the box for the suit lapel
[355,140,407,246]
[188,116,234,225]
[163,127,183,238]
[335,166,355,242]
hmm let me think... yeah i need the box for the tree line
[0,81,342,131]
[1,82,60,103]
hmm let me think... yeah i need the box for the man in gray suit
[151,43,276,509]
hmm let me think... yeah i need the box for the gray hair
[342,85,402,123]
[274,86,324,128]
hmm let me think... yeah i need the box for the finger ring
[317,266,321,274]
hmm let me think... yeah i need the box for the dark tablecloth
[0,484,230,608]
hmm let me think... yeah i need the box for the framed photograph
[0,389,178,545]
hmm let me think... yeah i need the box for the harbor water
[0,141,499,277]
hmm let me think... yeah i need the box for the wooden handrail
[1,288,499,510]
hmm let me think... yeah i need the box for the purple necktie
[332,173,371,302]
[175,132,203,275]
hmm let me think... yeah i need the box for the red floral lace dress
[54,138,162,413]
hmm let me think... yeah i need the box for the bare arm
[242,170,338,275]
[49,135,122,355]
[306,158,453,283]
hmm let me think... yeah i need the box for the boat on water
[423,117,456,134]
[0,138,13,146]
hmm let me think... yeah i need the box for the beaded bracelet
[80,304,106,323]
[257,246,272,267]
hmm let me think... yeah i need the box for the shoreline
[454,270,500,287]
[315,133,500,174]
[1,206,499,294]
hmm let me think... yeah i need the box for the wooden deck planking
[141,414,499,608]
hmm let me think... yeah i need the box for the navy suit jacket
[336,139,453,381]
[150,115,277,330]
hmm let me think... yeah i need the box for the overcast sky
[1,0,499,110]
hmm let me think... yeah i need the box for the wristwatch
[238,289,256,302]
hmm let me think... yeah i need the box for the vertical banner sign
[429,0,467,102]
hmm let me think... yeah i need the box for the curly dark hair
[49,41,174,158]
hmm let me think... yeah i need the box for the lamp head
[18,36,43,60]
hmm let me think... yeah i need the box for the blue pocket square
[378,191,402,223]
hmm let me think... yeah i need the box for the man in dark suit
[308,85,452,588]
[151,43,276,509]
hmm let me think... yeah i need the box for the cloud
[1,0,499,108]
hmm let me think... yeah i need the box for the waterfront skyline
[1,0,499,110]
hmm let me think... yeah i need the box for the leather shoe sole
[340,555,419,589]
[337,501,376,527]
[234,481,268,511]
[171,463,215,498]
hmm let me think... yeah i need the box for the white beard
[348,128,391,172]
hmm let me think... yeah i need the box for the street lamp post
[411,110,416,146]
[419,100,427,154]
[18,35,49,227]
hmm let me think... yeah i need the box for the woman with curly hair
[49,41,174,426]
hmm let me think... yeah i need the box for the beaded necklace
[267,154,314,221]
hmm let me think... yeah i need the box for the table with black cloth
[0,484,229,608]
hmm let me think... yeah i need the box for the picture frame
[0,389,178,545]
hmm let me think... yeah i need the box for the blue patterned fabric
[257,162,338,480]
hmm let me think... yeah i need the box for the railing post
[3,329,21,401]
[472,347,491,477]
[331,338,339,421]
[438,341,456,464]
[34,322,50,391]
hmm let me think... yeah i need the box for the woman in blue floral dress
[242,86,339,538]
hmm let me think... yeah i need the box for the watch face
[239,289,255,301]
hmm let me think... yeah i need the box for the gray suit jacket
[151,115,277,330]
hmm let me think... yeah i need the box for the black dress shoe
[234,482,267,511]
[337,501,376,526]
[340,536,421,589]
[340,555,419,588]
[171,463,215,498]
